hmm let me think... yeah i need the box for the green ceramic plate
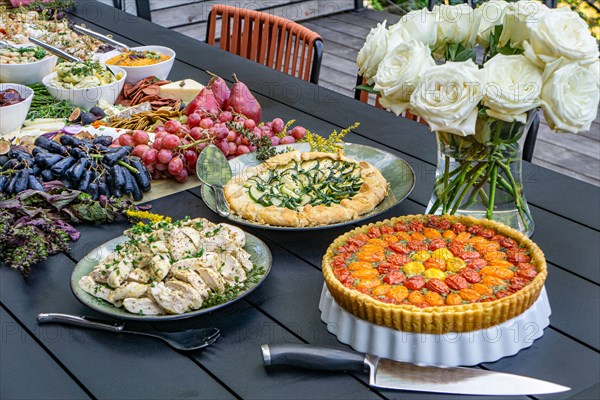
[200,143,416,230]
[70,232,272,321]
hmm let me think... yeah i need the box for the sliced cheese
[159,79,204,103]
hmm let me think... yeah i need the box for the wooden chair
[206,5,323,84]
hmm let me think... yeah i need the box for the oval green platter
[200,142,416,230]
[70,231,272,321]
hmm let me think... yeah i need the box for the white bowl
[96,45,175,83]
[42,66,127,109]
[0,54,58,84]
[0,83,34,136]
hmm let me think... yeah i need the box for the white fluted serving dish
[319,284,550,367]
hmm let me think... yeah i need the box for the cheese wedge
[159,79,205,103]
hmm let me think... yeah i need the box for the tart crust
[224,151,389,227]
[322,215,547,334]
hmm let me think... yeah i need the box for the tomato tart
[224,151,388,227]
[322,215,547,333]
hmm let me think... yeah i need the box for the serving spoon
[37,313,221,351]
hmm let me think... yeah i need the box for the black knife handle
[262,344,366,372]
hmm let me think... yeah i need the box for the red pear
[207,71,230,109]
[227,73,262,123]
[184,86,219,116]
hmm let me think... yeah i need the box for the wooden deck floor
[305,9,600,186]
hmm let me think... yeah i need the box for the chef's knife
[261,344,570,396]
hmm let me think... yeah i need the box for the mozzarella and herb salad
[51,61,118,89]
[78,217,263,315]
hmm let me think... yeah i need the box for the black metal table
[1,2,598,399]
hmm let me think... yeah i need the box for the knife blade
[261,344,570,396]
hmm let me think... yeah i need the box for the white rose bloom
[475,0,509,48]
[540,59,600,134]
[389,9,437,47]
[410,60,484,137]
[357,21,388,83]
[523,7,599,67]
[373,40,435,116]
[433,4,479,48]
[386,22,411,52]
[482,54,542,123]
[498,0,548,49]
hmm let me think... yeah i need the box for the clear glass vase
[426,112,535,236]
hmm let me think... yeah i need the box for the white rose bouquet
[356,1,599,234]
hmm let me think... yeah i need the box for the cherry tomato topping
[367,227,382,238]
[460,268,482,283]
[428,238,447,250]
[459,288,480,301]
[471,283,493,296]
[426,278,450,295]
[446,292,463,305]
[455,232,471,242]
[507,249,530,263]
[467,225,483,235]
[337,244,358,253]
[517,262,536,270]
[509,276,529,291]
[404,275,425,290]
[347,236,367,247]
[481,229,495,239]
[348,261,372,270]
[389,242,410,254]
[480,265,515,280]
[394,222,409,232]
[351,269,379,280]
[383,271,407,285]
[407,240,428,251]
[387,253,411,266]
[460,251,481,260]
[452,222,466,234]
[377,262,399,274]
[445,274,469,290]
[408,290,425,306]
[448,241,465,257]
[496,290,511,298]
[424,258,446,271]
[423,227,442,239]
[332,257,347,269]
[409,220,424,231]
[466,258,487,270]
[372,284,392,297]
[517,268,538,279]
[380,225,394,235]
[424,291,444,306]
[388,285,409,302]
[500,237,517,248]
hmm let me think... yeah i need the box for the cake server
[196,144,232,217]
[261,344,570,396]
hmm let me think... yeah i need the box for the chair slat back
[355,76,428,125]
[207,5,322,83]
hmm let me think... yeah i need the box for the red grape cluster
[112,110,307,183]
[185,109,306,160]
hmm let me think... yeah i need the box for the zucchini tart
[224,151,388,227]
[322,215,547,333]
